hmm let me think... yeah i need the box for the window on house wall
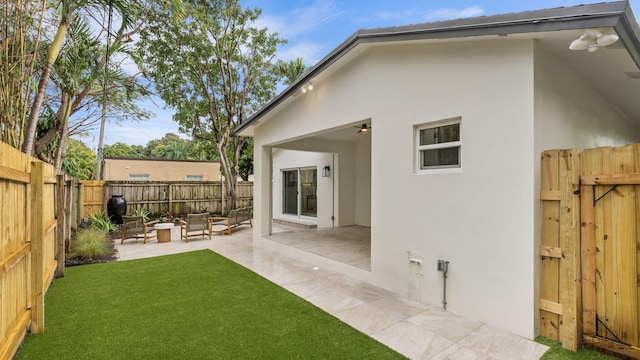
[186,175,203,181]
[129,174,150,181]
[415,118,461,172]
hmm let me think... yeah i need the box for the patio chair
[179,213,212,242]
[121,216,159,244]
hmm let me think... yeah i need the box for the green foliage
[536,337,617,360]
[136,0,282,210]
[157,210,173,223]
[0,0,45,148]
[104,134,200,161]
[274,57,308,86]
[62,139,96,179]
[87,210,118,234]
[68,228,111,260]
[130,208,150,222]
[237,138,253,181]
[103,142,146,158]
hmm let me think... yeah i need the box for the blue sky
[83,0,639,149]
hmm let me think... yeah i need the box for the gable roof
[236,1,640,136]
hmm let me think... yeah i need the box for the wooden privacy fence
[82,181,253,217]
[541,145,640,358]
[0,142,75,360]
[79,180,104,217]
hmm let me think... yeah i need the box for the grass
[16,250,404,360]
[68,228,111,260]
[537,337,619,360]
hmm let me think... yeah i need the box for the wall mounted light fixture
[569,28,619,52]
[322,165,330,177]
[301,83,314,93]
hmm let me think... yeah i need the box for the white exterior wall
[254,39,539,338]
[366,40,537,339]
[251,38,640,339]
[531,44,640,336]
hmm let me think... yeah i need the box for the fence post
[56,174,65,278]
[30,161,45,333]
[78,181,84,221]
[558,149,581,351]
[168,183,173,215]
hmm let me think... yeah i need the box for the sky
[81,0,640,149]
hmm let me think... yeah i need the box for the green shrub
[88,210,118,233]
[69,228,111,260]
[130,208,150,222]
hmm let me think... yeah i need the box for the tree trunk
[34,93,69,159]
[217,141,236,214]
[22,19,70,155]
[53,99,72,170]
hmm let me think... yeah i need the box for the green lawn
[537,337,619,360]
[16,250,405,359]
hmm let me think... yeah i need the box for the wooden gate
[580,146,640,356]
[540,145,640,358]
[80,180,105,217]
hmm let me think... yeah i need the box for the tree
[274,58,308,86]
[237,138,253,181]
[103,142,145,158]
[0,0,46,148]
[32,15,151,171]
[21,0,137,155]
[62,138,96,179]
[137,0,284,211]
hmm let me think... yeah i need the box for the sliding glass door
[282,168,317,218]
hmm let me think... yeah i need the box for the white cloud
[369,6,485,24]
[276,43,325,64]
[255,0,349,38]
[424,7,485,21]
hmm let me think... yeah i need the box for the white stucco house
[236,2,640,339]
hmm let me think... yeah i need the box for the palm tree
[21,0,137,155]
[274,58,308,86]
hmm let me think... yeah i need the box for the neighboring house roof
[103,157,219,164]
[236,1,640,136]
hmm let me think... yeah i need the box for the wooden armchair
[179,213,212,242]
[210,207,253,235]
[121,216,159,244]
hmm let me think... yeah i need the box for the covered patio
[268,224,371,270]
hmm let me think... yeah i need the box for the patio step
[273,218,317,230]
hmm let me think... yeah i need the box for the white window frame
[129,174,150,181]
[186,175,203,181]
[415,118,461,174]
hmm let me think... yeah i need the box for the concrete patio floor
[115,225,548,360]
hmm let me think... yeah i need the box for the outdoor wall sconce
[322,165,330,177]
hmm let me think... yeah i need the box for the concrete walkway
[115,225,548,360]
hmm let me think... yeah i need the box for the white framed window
[415,118,461,172]
[129,174,150,181]
[186,175,203,181]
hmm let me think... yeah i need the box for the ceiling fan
[354,123,371,133]
[569,28,619,52]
